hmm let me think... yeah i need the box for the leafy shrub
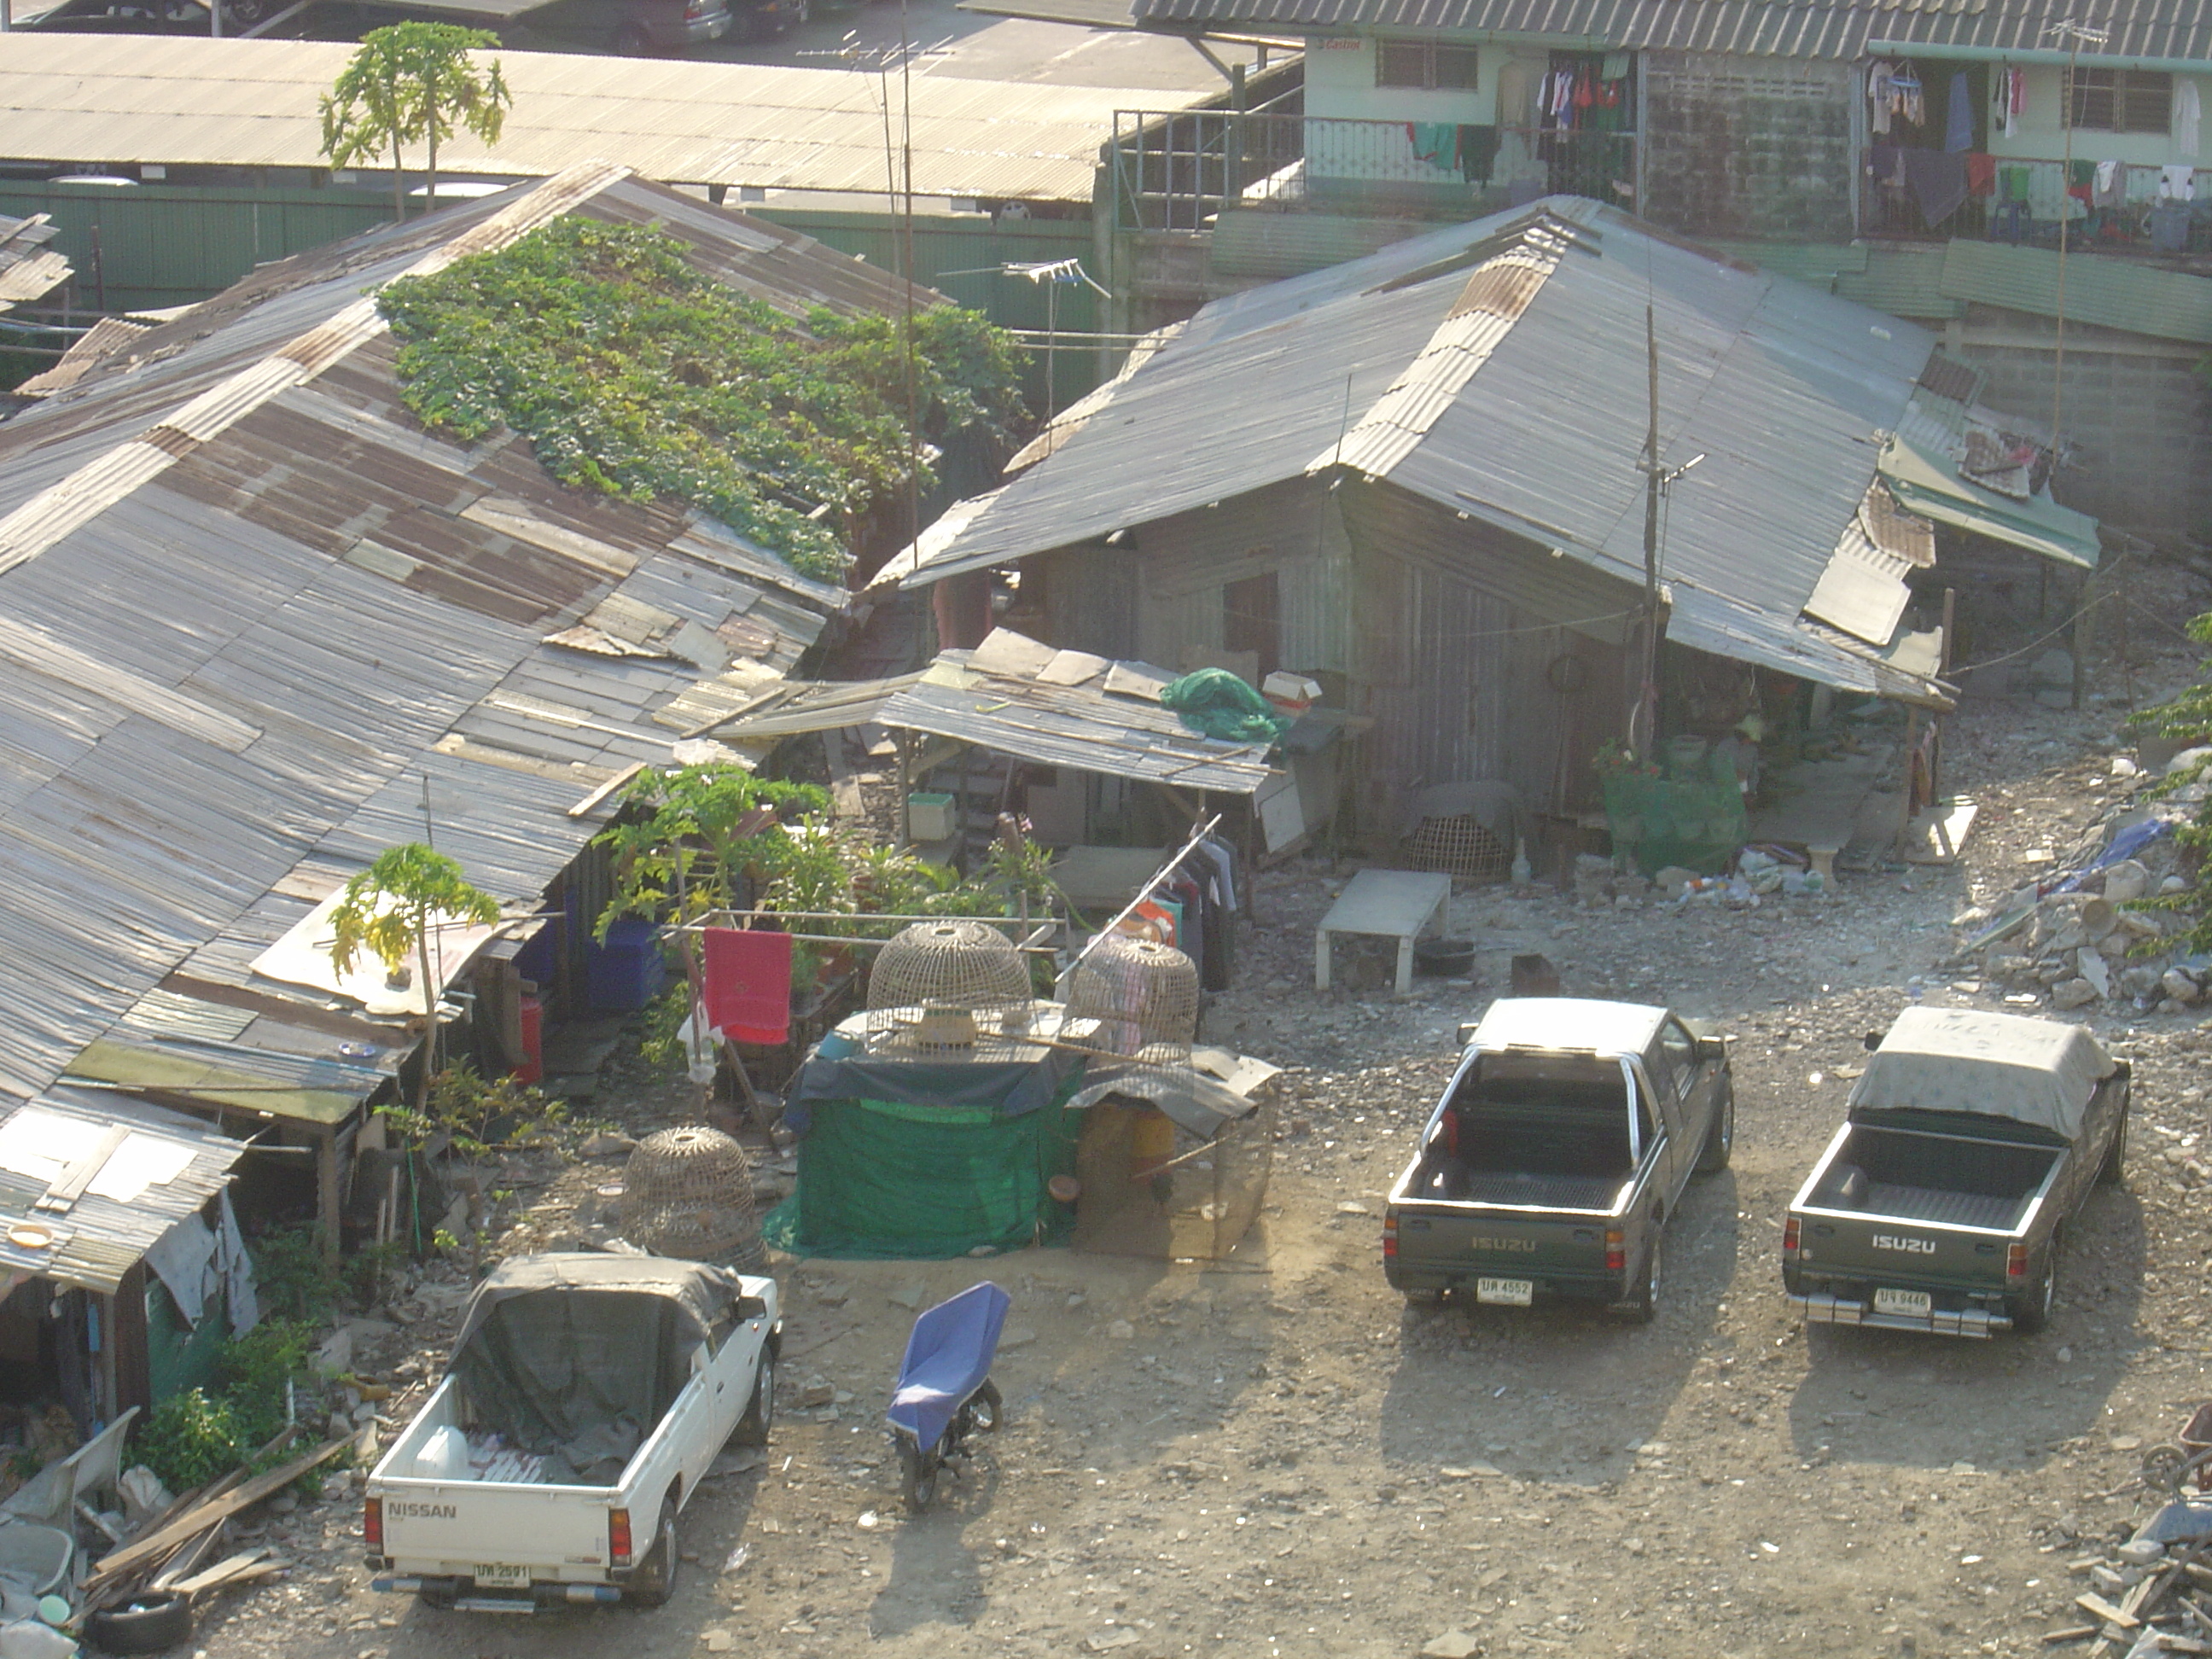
[249,1225,341,1324]
[375,219,1028,580]
[137,1388,247,1493]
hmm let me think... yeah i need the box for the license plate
[1873,1287,1933,1318]
[472,1564,531,1587]
[1476,1278,1534,1307]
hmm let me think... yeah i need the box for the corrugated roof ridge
[0,160,633,583]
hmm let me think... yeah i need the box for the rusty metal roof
[892,199,1978,704]
[1131,0,2212,64]
[0,35,1211,203]
[0,166,862,1102]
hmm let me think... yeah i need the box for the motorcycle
[887,1282,1009,1512]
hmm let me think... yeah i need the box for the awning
[1880,432,2102,571]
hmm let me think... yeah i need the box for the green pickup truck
[1383,998,1735,1321]
[1784,1005,2129,1338]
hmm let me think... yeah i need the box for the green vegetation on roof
[376,218,1029,579]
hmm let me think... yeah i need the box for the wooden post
[316,1124,341,1266]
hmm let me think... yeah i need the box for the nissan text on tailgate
[1384,998,1734,1321]
[366,1254,778,1611]
[1784,1005,2129,1338]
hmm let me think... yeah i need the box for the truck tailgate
[1794,1207,2019,1291]
[1393,1202,1611,1280]
[376,1480,612,1574]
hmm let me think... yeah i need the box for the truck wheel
[2098,1114,2128,1185]
[2010,1249,2058,1335]
[624,1500,679,1607]
[1697,1078,1735,1173]
[614,20,652,53]
[1616,1238,1661,1324]
[732,1350,775,1447]
[416,1586,457,1611]
[899,1440,940,1512]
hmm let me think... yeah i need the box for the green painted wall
[144,1279,230,1407]
[0,181,395,314]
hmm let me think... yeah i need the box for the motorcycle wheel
[899,1439,939,1512]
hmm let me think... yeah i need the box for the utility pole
[1634,301,1662,761]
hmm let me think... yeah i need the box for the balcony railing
[1112,109,1638,234]
[1860,150,2212,253]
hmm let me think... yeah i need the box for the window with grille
[1376,39,1479,90]
[2067,67,2171,133]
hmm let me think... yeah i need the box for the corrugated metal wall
[0,182,394,312]
[1037,544,1143,661]
[1339,481,1630,833]
[1131,475,1353,675]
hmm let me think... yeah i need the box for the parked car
[1383,998,1734,1321]
[365,1254,777,1611]
[1783,1005,2129,1337]
[521,0,734,54]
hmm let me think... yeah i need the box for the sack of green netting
[1158,669,1293,745]
[761,1093,1082,1260]
[1602,766,1745,876]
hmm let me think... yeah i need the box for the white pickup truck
[364,1254,778,1612]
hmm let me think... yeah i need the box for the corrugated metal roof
[0,35,1214,204]
[0,1088,245,1293]
[719,632,1285,791]
[0,166,861,1102]
[894,197,1977,702]
[1132,0,2212,65]
[1939,238,2212,344]
[0,210,68,312]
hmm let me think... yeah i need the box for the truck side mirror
[1863,1030,1883,1051]
[1696,1035,1729,1061]
[734,1295,769,1322]
[1456,1022,1479,1046]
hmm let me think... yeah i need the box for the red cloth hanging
[701,928,793,1045]
[1965,152,1996,195]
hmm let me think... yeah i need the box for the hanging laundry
[1965,152,1997,195]
[2161,162,2197,201]
[1944,71,1974,152]
[1902,148,1969,226]
[2093,159,2128,207]
[2178,78,2203,160]
[2151,201,2192,251]
[1870,143,1905,188]
[2065,158,2095,210]
[1999,163,2031,202]
[1456,123,1501,183]
[1870,61,1897,136]
[1408,122,1454,166]
[1601,52,1631,82]
[1889,66,1924,128]
[701,927,794,1045]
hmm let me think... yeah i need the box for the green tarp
[1880,432,2101,571]
[1602,748,1746,876]
[764,1063,1089,1260]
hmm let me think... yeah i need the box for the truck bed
[1802,1122,2059,1235]
[1858,1182,2027,1231]
[1405,1164,1627,1212]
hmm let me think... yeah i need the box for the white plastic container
[0,1619,79,1659]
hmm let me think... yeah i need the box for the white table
[1314,870,1453,996]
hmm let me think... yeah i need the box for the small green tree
[328,843,502,1106]
[319,22,512,222]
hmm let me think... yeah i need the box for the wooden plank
[87,1436,350,1592]
[2076,1592,2139,1631]
[36,1123,130,1214]
[172,1546,272,1597]
[568,761,645,819]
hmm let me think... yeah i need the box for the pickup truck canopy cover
[448,1254,750,1471]
[1849,1007,2116,1142]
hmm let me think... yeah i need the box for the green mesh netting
[1601,748,1746,876]
[762,1081,1086,1260]
[1158,669,1292,744]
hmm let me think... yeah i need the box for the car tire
[416,1585,457,1611]
[2010,1240,2058,1335]
[898,1440,939,1513]
[1697,1077,1735,1173]
[2098,1113,2128,1185]
[624,1500,679,1608]
[85,1591,194,1655]
[614,21,652,53]
[732,1349,775,1447]
[1616,1237,1661,1324]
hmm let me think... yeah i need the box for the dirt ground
[186,566,2212,1659]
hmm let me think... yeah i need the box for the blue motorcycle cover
[888,1281,1011,1452]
